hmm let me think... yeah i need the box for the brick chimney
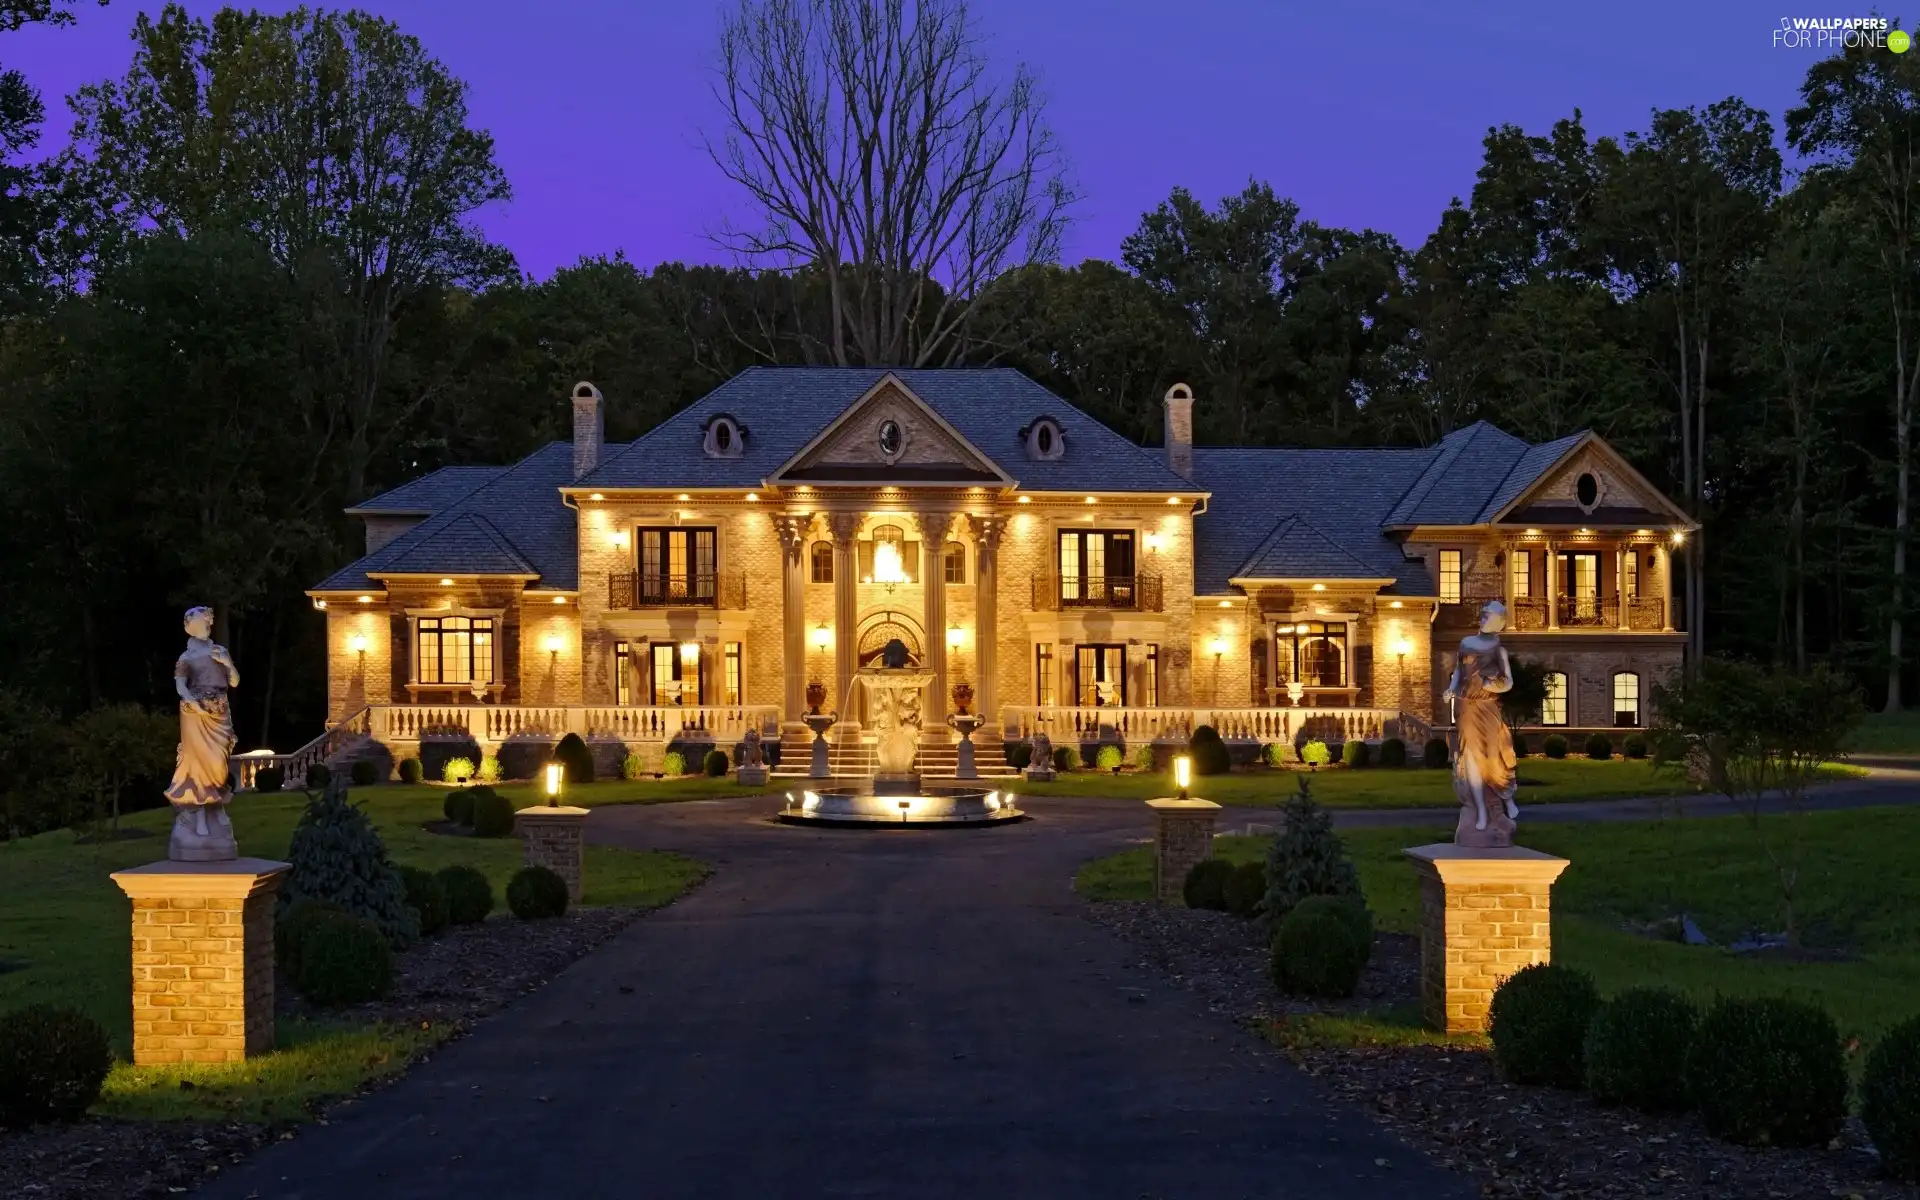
[571,382,603,480]
[1163,382,1194,480]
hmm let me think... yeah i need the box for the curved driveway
[200,793,1475,1200]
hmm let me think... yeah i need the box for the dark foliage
[1621,733,1649,759]
[398,757,424,784]
[469,788,515,837]
[1270,896,1369,998]
[1585,733,1613,760]
[443,787,475,826]
[1222,860,1266,918]
[398,864,449,937]
[1377,737,1407,767]
[1863,1014,1920,1182]
[1261,777,1361,924]
[1583,987,1699,1111]
[553,731,595,785]
[437,864,494,925]
[703,748,728,777]
[349,759,379,786]
[292,913,394,1006]
[280,778,417,946]
[1511,730,1529,759]
[1189,725,1232,775]
[506,865,569,919]
[1543,734,1569,759]
[1182,858,1232,910]
[1488,963,1601,1087]
[0,1005,113,1128]
[1687,996,1847,1147]
[254,764,284,793]
[1341,738,1370,768]
[1005,740,1033,770]
[274,898,347,977]
[305,762,331,789]
[1422,737,1449,768]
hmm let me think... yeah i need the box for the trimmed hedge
[703,748,729,777]
[1341,739,1371,768]
[1542,734,1569,759]
[349,760,379,786]
[292,913,394,1006]
[398,865,449,937]
[1300,739,1331,768]
[1183,859,1232,910]
[443,787,475,827]
[1270,896,1370,998]
[1134,743,1158,771]
[1377,737,1406,767]
[1052,745,1079,772]
[305,762,332,789]
[469,788,515,838]
[554,731,596,784]
[1864,1013,1920,1182]
[1585,733,1613,760]
[437,865,494,925]
[1583,987,1698,1111]
[664,751,688,776]
[1005,741,1033,770]
[442,756,476,784]
[1488,963,1601,1087]
[507,866,570,919]
[1094,744,1125,771]
[1189,724,1232,775]
[1511,730,1529,759]
[1622,733,1648,759]
[1422,736,1449,768]
[254,764,285,793]
[1222,861,1266,919]
[622,753,649,780]
[398,757,424,784]
[1687,996,1847,1147]
[275,899,347,978]
[0,1005,113,1129]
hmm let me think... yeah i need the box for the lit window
[1275,621,1347,689]
[1439,549,1462,604]
[1541,671,1568,726]
[725,642,743,706]
[417,616,494,685]
[1035,643,1055,707]
[1612,672,1640,728]
[944,541,966,585]
[615,640,632,706]
[1144,644,1160,708]
[651,642,703,706]
[810,540,833,584]
[1510,549,1531,599]
[1623,553,1639,599]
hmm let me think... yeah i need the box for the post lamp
[544,761,563,808]
[1174,754,1191,801]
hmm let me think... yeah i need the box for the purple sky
[12,1,1818,280]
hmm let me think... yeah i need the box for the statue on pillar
[165,606,241,861]
[1441,600,1519,847]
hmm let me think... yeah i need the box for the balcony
[608,571,746,610]
[1443,594,1665,632]
[1031,573,1164,612]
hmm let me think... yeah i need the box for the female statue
[1441,600,1520,848]
[165,606,240,861]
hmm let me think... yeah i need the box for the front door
[1075,644,1127,707]
[1558,552,1600,625]
[650,643,704,706]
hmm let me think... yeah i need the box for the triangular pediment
[768,374,1016,486]
[1492,435,1692,528]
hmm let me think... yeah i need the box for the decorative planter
[951,681,974,715]
[806,680,828,714]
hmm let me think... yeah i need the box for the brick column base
[110,858,290,1065]
[1147,798,1221,903]
[1403,844,1570,1034]
[515,805,589,903]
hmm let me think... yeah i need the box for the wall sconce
[312,597,327,611]
[1391,637,1414,659]
[1310,583,1327,592]
[608,530,630,550]
[811,622,833,650]
[544,761,564,807]
[349,633,369,655]
[1208,636,1229,658]
[439,578,454,587]
[947,625,966,649]
[543,633,563,656]
[1144,532,1162,553]
[1671,530,1687,545]
[1173,755,1191,801]
[357,595,372,604]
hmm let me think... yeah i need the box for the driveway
[199,794,1475,1200]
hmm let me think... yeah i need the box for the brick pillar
[973,515,1005,734]
[515,805,589,903]
[110,858,289,1065]
[1403,844,1570,1034]
[1146,798,1221,903]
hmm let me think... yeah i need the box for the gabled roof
[345,466,504,515]
[372,514,537,577]
[767,373,1017,486]
[1381,422,1591,527]
[578,367,1196,494]
[1231,515,1390,582]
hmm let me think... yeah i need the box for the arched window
[810,541,833,584]
[1540,671,1569,726]
[1611,672,1640,728]
[944,541,966,584]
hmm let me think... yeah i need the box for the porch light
[947,625,965,648]
[1017,496,1031,504]
[1389,600,1403,609]
[746,492,759,502]
[357,595,372,604]
[1218,600,1231,608]
[1145,533,1162,552]
[680,641,701,664]
[1671,530,1686,545]
[440,578,454,586]
[1208,637,1229,657]
[1525,528,1541,536]
[608,530,629,549]
[1083,496,1096,505]
[1392,637,1414,658]
[1167,496,1179,505]
[1311,583,1327,592]
[543,633,563,655]
[589,492,604,501]
[349,633,369,654]
[312,598,327,611]
[812,622,833,649]
[1174,755,1191,800]
[552,595,568,604]
[678,493,690,501]
[544,761,563,807]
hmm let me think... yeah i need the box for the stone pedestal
[1146,798,1221,903]
[1403,844,1570,1034]
[515,805,589,903]
[736,764,769,787]
[803,713,836,779]
[1024,763,1055,782]
[948,713,984,780]
[110,858,289,1065]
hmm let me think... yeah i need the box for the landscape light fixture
[545,761,563,807]
[1174,755,1191,801]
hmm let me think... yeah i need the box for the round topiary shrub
[1423,737,1450,768]
[1189,724,1232,775]
[1223,861,1266,919]
[442,756,476,784]
[1864,1013,1920,1182]
[0,1004,113,1129]
[1622,733,1649,760]
[506,865,570,919]
[1133,743,1157,771]
[398,865,449,938]
[293,913,394,1006]
[254,764,285,793]
[1270,898,1369,998]
[554,732,596,784]
[703,748,728,777]
[1583,987,1699,1111]
[1511,730,1530,759]
[349,760,379,786]
[1095,744,1125,772]
[1300,740,1331,769]
[622,753,648,781]
[1687,996,1847,1147]
[1488,963,1601,1087]
[1377,737,1407,768]
[398,757,424,784]
[275,898,347,977]
[305,762,332,789]
[443,787,475,827]
[1296,893,1374,960]
[437,864,494,925]
[1341,739,1371,768]
[664,750,688,777]
[1052,745,1079,772]
[476,755,503,783]
[1542,734,1569,760]
[469,788,515,838]
[1005,741,1033,770]
[1182,859,1233,911]
[1586,733,1613,760]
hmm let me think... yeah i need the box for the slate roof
[375,514,538,577]
[346,466,504,514]
[1382,423,1588,526]
[578,367,1196,494]
[1233,515,1390,581]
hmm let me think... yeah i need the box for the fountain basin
[779,786,1024,827]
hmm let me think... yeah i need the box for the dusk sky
[12,1,1820,279]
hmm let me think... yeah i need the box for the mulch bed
[1085,900,1918,1199]
[0,906,660,1200]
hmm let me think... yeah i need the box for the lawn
[0,784,709,1055]
[1850,708,1920,755]
[1076,805,1920,1052]
[1027,756,1862,808]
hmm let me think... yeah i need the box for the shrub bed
[703,748,729,777]
[1863,1013,1920,1182]
[1585,733,1613,760]
[1270,896,1369,998]
[1542,734,1569,759]
[1052,745,1079,772]
[1095,744,1125,772]
[1687,996,1847,1147]
[469,788,515,838]
[1341,739,1371,768]
[398,756,424,783]
[1183,859,1232,910]
[1583,986,1698,1111]
[0,1004,113,1129]
[1622,733,1649,760]
[1189,724,1231,775]
[1488,963,1600,1087]
[664,750,688,776]
[1005,741,1033,770]
[506,866,570,919]
[437,864,494,925]
[554,732,596,784]
[292,913,395,1006]
[398,864,449,937]
[443,787,475,827]
[1222,861,1266,918]
[1377,737,1406,767]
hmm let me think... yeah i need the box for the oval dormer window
[703,414,744,458]
[1025,417,1065,461]
[1575,471,1600,511]
[1037,424,1054,454]
[878,419,903,459]
[715,422,732,452]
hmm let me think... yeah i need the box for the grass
[1028,756,1864,808]
[1076,804,1920,1052]
[368,774,770,807]
[0,785,709,1056]
[1850,709,1920,755]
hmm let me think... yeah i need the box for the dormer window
[877,418,904,461]
[702,414,745,459]
[1575,471,1602,513]
[1024,417,1065,461]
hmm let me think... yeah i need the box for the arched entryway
[856,609,925,667]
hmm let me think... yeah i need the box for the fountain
[778,638,1022,827]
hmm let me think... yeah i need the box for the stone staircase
[771,727,1018,781]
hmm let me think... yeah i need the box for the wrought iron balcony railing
[608,571,746,610]
[1030,573,1163,612]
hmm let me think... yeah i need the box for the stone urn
[806,680,828,715]
[951,680,974,715]
[947,711,985,779]
[802,711,837,779]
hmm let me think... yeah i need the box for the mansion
[285,368,1693,782]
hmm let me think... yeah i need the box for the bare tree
[708,0,1073,367]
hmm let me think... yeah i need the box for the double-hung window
[1058,530,1136,607]
[637,527,717,604]
[417,616,493,685]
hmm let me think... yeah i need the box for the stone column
[1147,798,1220,903]
[1615,544,1630,630]
[516,805,589,903]
[111,858,289,1065]
[1657,543,1675,631]
[1545,540,1560,630]
[1403,844,1570,1034]
[973,515,1005,733]
[918,510,957,739]
[828,511,863,731]
[772,513,812,726]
